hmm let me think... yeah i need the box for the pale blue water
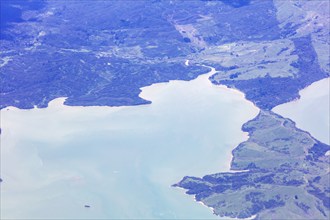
[273,78,330,145]
[0,69,259,219]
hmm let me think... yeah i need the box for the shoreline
[272,77,330,108]
[272,77,330,144]
[1,65,259,219]
[2,67,328,219]
[174,72,330,219]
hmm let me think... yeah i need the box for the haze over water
[1,68,259,219]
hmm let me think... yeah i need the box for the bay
[0,68,259,219]
[273,78,330,145]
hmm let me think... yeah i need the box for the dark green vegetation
[1,0,329,219]
[175,111,330,219]
[210,36,329,110]
[1,0,280,109]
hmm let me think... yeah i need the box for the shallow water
[273,78,330,145]
[0,68,259,219]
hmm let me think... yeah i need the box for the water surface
[273,78,330,144]
[1,68,259,219]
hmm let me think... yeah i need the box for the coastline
[0,66,259,219]
[273,77,330,144]
[175,72,330,219]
